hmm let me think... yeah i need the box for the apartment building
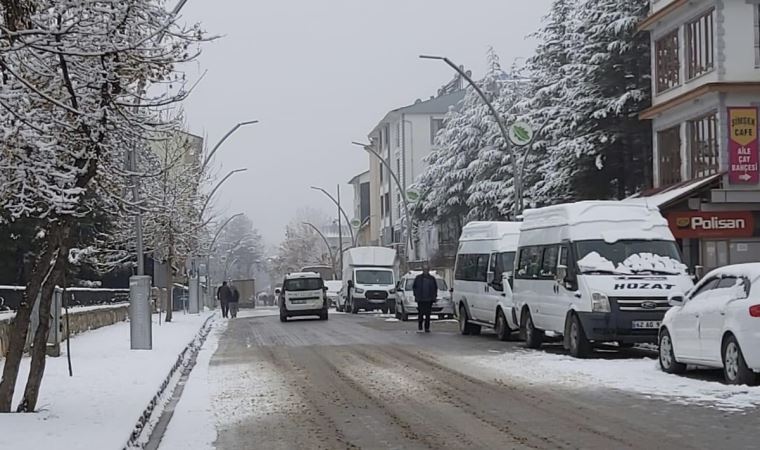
[639,0,760,271]
[365,88,465,262]
[348,170,372,246]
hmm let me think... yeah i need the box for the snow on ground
[0,311,213,450]
[159,319,228,450]
[461,347,760,412]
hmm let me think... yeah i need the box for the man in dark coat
[229,283,240,318]
[412,266,438,333]
[217,281,232,318]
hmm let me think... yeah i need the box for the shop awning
[625,173,723,209]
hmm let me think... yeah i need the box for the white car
[279,272,329,322]
[659,263,760,385]
[324,280,343,309]
[395,271,454,321]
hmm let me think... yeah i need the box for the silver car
[395,271,454,321]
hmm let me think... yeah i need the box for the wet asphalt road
[208,309,759,450]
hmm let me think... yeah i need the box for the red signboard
[668,211,755,239]
[728,107,759,185]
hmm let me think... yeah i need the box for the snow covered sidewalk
[460,347,760,412]
[0,311,215,450]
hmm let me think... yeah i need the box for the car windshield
[575,240,685,275]
[284,278,323,291]
[356,270,394,285]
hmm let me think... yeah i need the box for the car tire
[723,335,758,386]
[351,300,359,314]
[522,310,544,349]
[496,309,511,342]
[280,312,288,322]
[568,314,592,358]
[458,304,480,336]
[320,310,328,321]
[382,306,389,314]
[400,305,409,322]
[658,328,686,374]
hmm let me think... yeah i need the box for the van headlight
[354,288,365,294]
[591,292,610,313]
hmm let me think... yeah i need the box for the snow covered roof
[285,272,322,279]
[521,201,674,243]
[347,170,369,185]
[369,90,466,136]
[625,173,722,208]
[344,246,397,267]
[459,221,521,242]
[703,263,760,283]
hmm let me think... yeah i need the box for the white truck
[341,247,398,314]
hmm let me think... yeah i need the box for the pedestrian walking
[229,283,240,319]
[217,281,232,318]
[413,266,438,333]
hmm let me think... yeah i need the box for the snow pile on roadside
[159,319,228,449]
[0,312,213,450]
[464,349,760,412]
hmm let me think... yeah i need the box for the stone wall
[0,304,128,358]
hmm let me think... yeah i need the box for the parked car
[278,272,328,322]
[453,221,521,341]
[659,263,760,385]
[513,201,694,358]
[395,271,454,321]
[324,280,343,309]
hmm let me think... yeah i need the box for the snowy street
[158,308,760,450]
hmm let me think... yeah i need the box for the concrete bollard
[130,276,152,350]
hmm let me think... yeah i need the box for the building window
[655,30,680,93]
[379,164,383,183]
[657,126,682,186]
[689,112,719,179]
[430,118,445,144]
[686,9,714,80]
[384,125,390,151]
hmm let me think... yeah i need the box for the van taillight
[750,305,760,317]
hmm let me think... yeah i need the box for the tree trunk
[17,227,68,412]
[0,233,58,412]
[165,233,173,323]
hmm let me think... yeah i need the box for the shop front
[666,210,760,272]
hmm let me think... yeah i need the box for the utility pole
[337,185,344,280]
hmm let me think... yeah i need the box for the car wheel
[568,314,592,358]
[320,310,329,321]
[351,300,359,314]
[279,312,287,322]
[522,310,544,349]
[496,309,511,342]
[400,305,409,322]
[458,304,480,336]
[659,328,686,374]
[382,306,389,314]
[723,335,758,386]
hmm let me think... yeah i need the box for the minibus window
[540,246,559,278]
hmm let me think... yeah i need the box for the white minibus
[453,222,521,340]
[513,201,694,357]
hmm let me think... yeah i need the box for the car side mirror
[694,265,705,281]
[556,265,568,284]
[486,271,495,284]
[668,291,685,306]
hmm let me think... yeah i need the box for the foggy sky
[180,0,552,248]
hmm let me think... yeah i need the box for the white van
[279,272,329,322]
[513,201,694,357]
[453,222,521,341]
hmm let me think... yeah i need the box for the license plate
[290,299,307,304]
[632,320,660,329]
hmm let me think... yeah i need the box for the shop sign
[668,211,755,239]
[728,107,759,185]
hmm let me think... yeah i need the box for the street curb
[123,314,216,450]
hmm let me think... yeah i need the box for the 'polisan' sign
[668,211,755,239]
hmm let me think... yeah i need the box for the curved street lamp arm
[302,222,339,279]
[420,55,520,219]
[309,186,355,245]
[201,120,259,173]
[353,142,414,254]
[208,213,244,254]
[200,168,248,218]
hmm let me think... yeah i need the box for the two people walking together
[216,281,240,319]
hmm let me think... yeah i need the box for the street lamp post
[200,121,259,173]
[352,141,414,265]
[199,168,248,218]
[419,54,521,219]
[204,213,244,308]
[302,222,339,280]
[310,186,355,245]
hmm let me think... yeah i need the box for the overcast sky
[180,0,552,247]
